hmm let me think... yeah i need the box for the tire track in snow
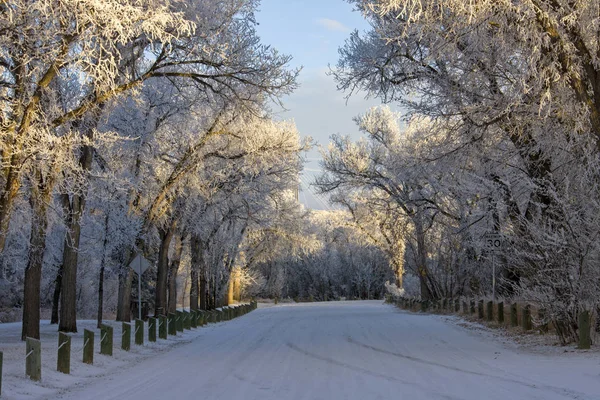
[390,311,527,382]
[345,337,588,400]
[285,342,463,400]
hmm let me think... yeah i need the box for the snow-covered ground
[2,301,600,400]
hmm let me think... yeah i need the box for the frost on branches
[323,0,600,343]
[0,0,300,340]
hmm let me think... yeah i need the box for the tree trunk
[116,267,134,321]
[58,193,84,333]
[233,268,241,302]
[155,221,175,316]
[97,264,105,328]
[58,139,94,333]
[227,275,234,305]
[189,235,202,311]
[50,264,62,324]
[21,185,51,341]
[200,272,207,310]
[0,161,22,255]
[167,233,183,313]
[97,214,109,328]
[414,216,433,300]
[391,255,404,290]
[190,268,198,311]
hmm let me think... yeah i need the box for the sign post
[129,254,151,320]
[483,233,503,300]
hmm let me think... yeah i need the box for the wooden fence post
[57,332,71,374]
[25,337,41,381]
[168,313,177,336]
[522,305,532,331]
[148,317,157,342]
[578,310,591,350]
[510,303,518,327]
[478,300,484,319]
[122,322,131,351]
[83,329,94,364]
[135,319,144,345]
[454,299,460,313]
[159,315,168,339]
[486,301,494,322]
[497,302,504,324]
[176,311,184,332]
[183,311,191,330]
[100,324,113,356]
[470,299,475,314]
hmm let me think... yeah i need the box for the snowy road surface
[58,301,599,400]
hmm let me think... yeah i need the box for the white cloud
[315,18,351,33]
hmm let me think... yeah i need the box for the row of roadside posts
[0,301,258,393]
[387,295,592,350]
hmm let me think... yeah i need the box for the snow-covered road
[57,301,599,400]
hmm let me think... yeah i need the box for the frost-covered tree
[330,0,600,343]
[1,0,299,339]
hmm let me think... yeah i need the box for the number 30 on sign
[484,233,503,251]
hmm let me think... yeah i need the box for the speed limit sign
[484,233,503,252]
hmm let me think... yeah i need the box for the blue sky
[255,0,381,209]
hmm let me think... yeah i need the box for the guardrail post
[100,324,113,356]
[522,305,532,331]
[148,317,157,342]
[159,315,168,339]
[510,303,518,327]
[168,313,177,336]
[122,322,131,351]
[497,302,504,324]
[135,319,144,345]
[25,337,41,381]
[578,310,591,349]
[57,332,71,374]
[176,311,184,332]
[183,311,191,330]
[83,329,94,364]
